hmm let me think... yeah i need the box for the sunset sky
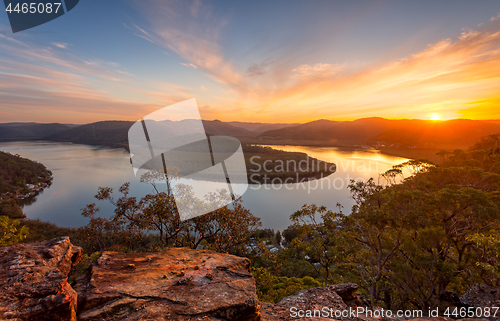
[0,0,500,124]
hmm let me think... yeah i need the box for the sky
[0,0,500,124]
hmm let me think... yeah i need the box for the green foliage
[282,224,301,246]
[467,232,500,285]
[344,157,500,309]
[253,228,275,239]
[0,199,25,218]
[79,179,261,254]
[0,151,52,196]
[252,267,321,303]
[264,151,500,311]
[287,204,351,287]
[0,151,52,222]
[69,251,102,284]
[19,219,81,245]
[0,216,28,246]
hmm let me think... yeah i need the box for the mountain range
[1,118,500,150]
[257,118,500,148]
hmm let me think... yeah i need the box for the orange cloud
[133,2,500,123]
[3,4,500,124]
[215,19,500,122]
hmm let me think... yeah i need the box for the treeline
[257,118,500,148]
[243,144,336,183]
[0,151,52,218]
[76,181,261,254]
[0,151,54,245]
[0,151,52,195]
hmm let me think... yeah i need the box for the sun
[430,113,440,121]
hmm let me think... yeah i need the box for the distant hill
[258,118,500,148]
[258,118,387,143]
[3,118,500,150]
[226,121,299,134]
[371,119,500,147]
[202,120,254,137]
[37,120,254,148]
[44,121,134,148]
[0,123,71,141]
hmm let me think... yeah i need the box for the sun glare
[430,113,441,121]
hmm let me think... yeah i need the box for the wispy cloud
[3,4,500,124]
[202,17,500,122]
[0,34,189,123]
[131,0,246,90]
[0,34,130,82]
[128,1,499,122]
[291,63,343,79]
[180,62,198,69]
[52,42,67,49]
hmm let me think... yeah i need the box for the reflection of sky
[2,142,410,230]
[261,145,409,180]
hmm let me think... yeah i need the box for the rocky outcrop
[2,237,499,321]
[73,247,260,321]
[0,236,83,321]
[460,284,500,309]
[259,283,496,321]
[259,283,366,321]
[0,238,259,321]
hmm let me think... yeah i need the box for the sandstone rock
[258,283,365,321]
[261,283,468,321]
[74,247,260,321]
[0,237,83,321]
[278,284,351,311]
[460,284,500,309]
[259,301,291,321]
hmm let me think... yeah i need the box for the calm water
[0,141,408,231]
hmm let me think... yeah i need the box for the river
[0,141,408,231]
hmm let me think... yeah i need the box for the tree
[252,266,321,303]
[181,191,261,253]
[344,156,500,310]
[346,178,422,307]
[0,216,28,246]
[80,177,261,254]
[287,204,349,287]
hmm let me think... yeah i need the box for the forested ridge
[0,151,53,244]
[0,151,52,195]
[0,151,53,218]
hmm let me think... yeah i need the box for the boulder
[259,301,291,321]
[0,236,83,321]
[73,247,260,321]
[259,283,364,321]
[460,284,500,309]
[278,283,352,311]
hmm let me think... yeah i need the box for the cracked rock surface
[0,237,83,321]
[73,247,260,321]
